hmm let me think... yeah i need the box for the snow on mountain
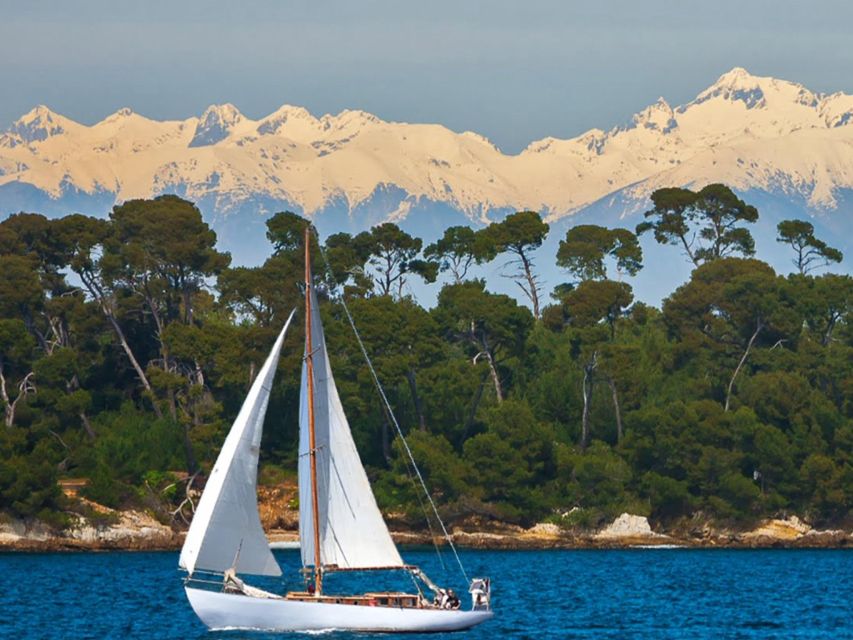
[1,67,852,252]
[189,104,245,147]
[4,105,79,145]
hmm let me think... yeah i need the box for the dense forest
[0,184,850,531]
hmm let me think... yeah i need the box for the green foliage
[353,223,436,297]
[557,225,642,281]
[777,219,843,274]
[77,406,186,491]
[641,472,693,520]
[460,401,554,522]
[0,190,849,531]
[557,441,633,514]
[637,184,758,266]
[564,280,634,336]
[265,210,311,254]
[424,225,495,283]
[0,427,64,518]
[479,211,550,318]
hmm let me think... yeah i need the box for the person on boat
[307,583,316,596]
[446,589,461,610]
[435,588,448,608]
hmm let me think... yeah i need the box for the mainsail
[299,287,404,569]
[179,311,295,576]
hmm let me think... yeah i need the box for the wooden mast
[304,225,323,595]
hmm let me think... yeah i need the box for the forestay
[299,288,404,569]
[180,311,295,576]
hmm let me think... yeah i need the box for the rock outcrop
[0,500,179,551]
[742,515,811,541]
[1,496,849,551]
[595,513,667,542]
[738,516,850,547]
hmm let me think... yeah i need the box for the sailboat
[179,228,493,633]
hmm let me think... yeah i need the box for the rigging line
[399,437,447,571]
[375,384,445,569]
[312,227,469,585]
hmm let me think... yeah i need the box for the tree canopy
[0,189,850,533]
[776,219,843,274]
[637,184,758,266]
[479,211,550,319]
[557,224,643,281]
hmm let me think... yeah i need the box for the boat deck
[285,591,423,608]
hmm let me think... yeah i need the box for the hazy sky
[3,0,853,152]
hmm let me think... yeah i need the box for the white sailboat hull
[185,587,493,633]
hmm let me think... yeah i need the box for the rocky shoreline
[1,508,849,553]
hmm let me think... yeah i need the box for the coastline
[1,512,849,553]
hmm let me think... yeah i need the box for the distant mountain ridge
[0,67,850,301]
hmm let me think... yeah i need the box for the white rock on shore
[0,503,176,549]
[0,518,52,543]
[595,513,663,540]
[67,510,173,544]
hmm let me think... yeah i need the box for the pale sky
[2,0,853,153]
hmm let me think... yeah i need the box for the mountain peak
[695,66,822,112]
[17,104,58,122]
[202,103,243,119]
[189,104,245,147]
[271,104,313,118]
[714,66,756,86]
[100,107,136,124]
[694,67,768,110]
[328,109,383,128]
[9,105,70,143]
[257,104,317,136]
[3,68,853,239]
[630,96,677,133]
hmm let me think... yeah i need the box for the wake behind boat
[179,227,492,633]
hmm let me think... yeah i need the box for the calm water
[1,548,850,639]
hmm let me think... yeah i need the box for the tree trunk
[795,240,807,275]
[580,352,598,450]
[607,376,623,443]
[518,250,540,319]
[103,305,163,419]
[183,287,194,325]
[22,309,50,354]
[67,375,96,439]
[0,366,34,429]
[725,319,763,412]
[475,349,503,403]
[473,330,503,403]
[822,312,839,347]
[80,412,96,439]
[167,388,178,421]
[78,271,162,418]
[461,371,489,443]
[678,233,700,267]
[405,369,426,431]
[0,363,12,428]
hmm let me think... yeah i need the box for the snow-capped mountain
[0,67,850,300]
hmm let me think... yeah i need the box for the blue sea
[1,548,850,639]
